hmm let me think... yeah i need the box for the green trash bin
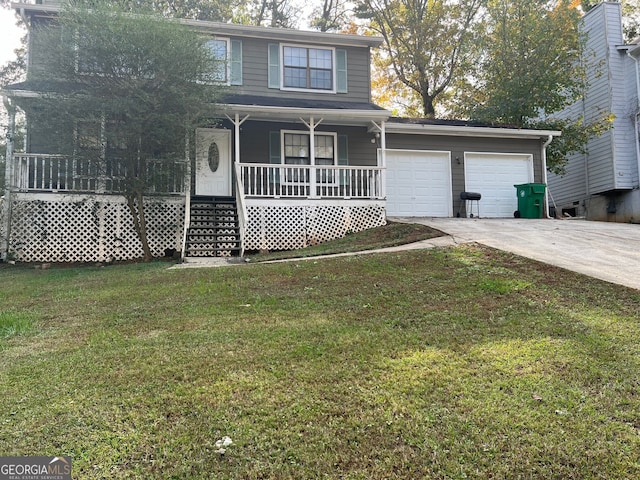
[514,183,546,218]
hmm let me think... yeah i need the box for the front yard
[1,245,639,478]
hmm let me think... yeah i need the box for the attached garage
[464,153,534,218]
[384,120,560,219]
[385,149,452,217]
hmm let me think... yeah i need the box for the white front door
[195,128,232,197]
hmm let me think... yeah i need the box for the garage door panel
[386,150,452,217]
[465,154,533,218]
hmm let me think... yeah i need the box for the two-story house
[1,0,560,263]
[548,2,640,222]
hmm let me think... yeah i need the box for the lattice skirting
[8,194,185,263]
[244,203,386,251]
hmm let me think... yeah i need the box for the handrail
[13,154,186,194]
[238,162,384,199]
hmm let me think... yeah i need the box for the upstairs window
[206,38,229,83]
[269,44,346,93]
[282,45,334,92]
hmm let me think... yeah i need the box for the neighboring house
[549,1,640,222]
[1,0,559,263]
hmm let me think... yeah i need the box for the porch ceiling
[217,94,391,126]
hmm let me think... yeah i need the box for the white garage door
[386,150,452,217]
[464,153,534,218]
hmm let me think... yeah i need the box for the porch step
[184,196,241,257]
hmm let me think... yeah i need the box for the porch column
[380,120,386,200]
[1,96,16,261]
[234,113,241,164]
[225,113,249,194]
[225,113,249,165]
[371,120,387,200]
[309,117,316,199]
[301,117,323,199]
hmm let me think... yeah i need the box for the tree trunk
[422,94,436,119]
[126,191,153,261]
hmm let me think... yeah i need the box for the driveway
[391,217,640,291]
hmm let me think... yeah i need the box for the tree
[356,0,484,117]
[28,0,223,260]
[109,0,239,21]
[469,0,612,173]
[233,0,299,28]
[1,6,28,175]
[310,0,351,32]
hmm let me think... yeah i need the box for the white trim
[217,103,391,125]
[384,148,451,155]
[384,122,561,140]
[280,130,338,166]
[244,198,386,208]
[280,43,337,94]
[205,37,231,85]
[12,2,384,48]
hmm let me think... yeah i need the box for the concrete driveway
[391,217,640,291]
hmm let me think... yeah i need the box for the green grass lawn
[245,220,444,261]
[1,245,640,479]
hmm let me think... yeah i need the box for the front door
[195,128,232,196]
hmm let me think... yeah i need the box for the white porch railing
[238,163,384,199]
[13,154,186,194]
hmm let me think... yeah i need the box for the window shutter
[338,135,349,185]
[336,49,347,93]
[269,131,281,184]
[268,44,280,89]
[230,39,242,85]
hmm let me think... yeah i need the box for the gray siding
[551,1,640,209]
[548,100,587,206]
[386,134,543,213]
[24,16,373,105]
[225,120,378,166]
[234,37,372,103]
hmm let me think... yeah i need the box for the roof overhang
[182,20,383,48]
[383,122,561,140]
[1,88,42,99]
[218,103,391,126]
[11,2,383,49]
[628,43,640,58]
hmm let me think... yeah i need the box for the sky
[0,8,25,67]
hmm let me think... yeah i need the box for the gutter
[384,122,561,140]
[218,103,392,124]
[627,48,640,191]
[10,1,383,48]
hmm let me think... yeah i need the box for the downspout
[628,50,640,192]
[542,134,553,219]
[1,96,16,261]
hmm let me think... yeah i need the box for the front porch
[2,154,387,262]
[1,97,391,262]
